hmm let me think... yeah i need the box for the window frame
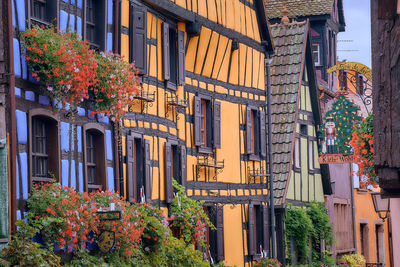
[312,43,321,66]
[28,108,61,192]
[84,0,107,51]
[162,20,186,89]
[247,106,266,161]
[83,123,107,192]
[196,95,213,154]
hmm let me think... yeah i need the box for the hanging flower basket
[21,25,140,121]
[350,113,376,188]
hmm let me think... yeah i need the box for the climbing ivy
[285,202,334,265]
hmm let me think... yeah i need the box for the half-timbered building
[269,18,328,264]
[2,0,119,242]
[119,0,274,265]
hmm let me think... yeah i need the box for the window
[83,124,107,192]
[165,142,186,203]
[30,0,57,26]
[360,222,370,261]
[312,43,320,66]
[294,138,300,169]
[204,205,224,262]
[339,70,348,91]
[194,96,221,153]
[85,0,106,50]
[246,107,266,159]
[300,124,307,135]
[126,133,151,202]
[29,109,60,189]
[248,204,269,257]
[163,22,185,88]
[32,0,46,22]
[375,224,385,263]
[308,139,314,171]
[86,132,96,185]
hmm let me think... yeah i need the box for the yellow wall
[120,0,269,265]
[286,65,324,203]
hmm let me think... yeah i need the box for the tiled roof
[269,21,308,205]
[266,0,334,19]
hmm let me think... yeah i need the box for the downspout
[113,0,120,194]
[350,164,357,252]
[265,55,276,258]
[6,0,17,233]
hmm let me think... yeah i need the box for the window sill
[198,146,213,154]
[165,81,177,91]
[248,154,261,161]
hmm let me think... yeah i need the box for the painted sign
[318,94,363,164]
[318,154,355,164]
[327,62,372,82]
[97,230,115,253]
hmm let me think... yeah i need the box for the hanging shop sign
[318,94,363,164]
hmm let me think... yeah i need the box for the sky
[337,0,372,68]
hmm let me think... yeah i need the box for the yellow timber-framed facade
[118,0,274,265]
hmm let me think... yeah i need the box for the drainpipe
[6,0,17,233]
[265,55,276,258]
[113,0,120,194]
[350,164,357,252]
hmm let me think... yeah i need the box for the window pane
[295,138,300,168]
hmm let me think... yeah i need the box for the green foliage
[307,202,334,262]
[337,253,366,266]
[0,220,61,267]
[148,236,209,267]
[318,94,363,154]
[285,203,334,265]
[169,179,214,247]
[285,205,313,264]
[137,203,169,252]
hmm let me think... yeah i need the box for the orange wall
[354,188,391,266]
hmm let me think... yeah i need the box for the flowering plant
[90,190,144,258]
[168,179,214,247]
[137,203,169,253]
[337,253,366,266]
[27,182,99,252]
[27,182,144,258]
[21,25,97,110]
[350,113,376,188]
[92,52,140,121]
[21,25,140,121]
[254,257,280,267]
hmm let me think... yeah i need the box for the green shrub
[338,253,366,266]
[0,220,61,267]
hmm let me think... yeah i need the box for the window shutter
[246,107,253,154]
[126,135,135,202]
[216,206,225,261]
[213,101,221,148]
[165,142,173,203]
[260,111,266,157]
[163,22,170,81]
[144,139,151,202]
[177,30,186,85]
[248,204,255,256]
[194,96,202,146]
[130,3,147,75]
[262,204,270,256]
[180,146,187,187]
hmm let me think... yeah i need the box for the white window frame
[312,43,321,66]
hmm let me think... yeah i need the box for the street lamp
[371,192,390,221]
